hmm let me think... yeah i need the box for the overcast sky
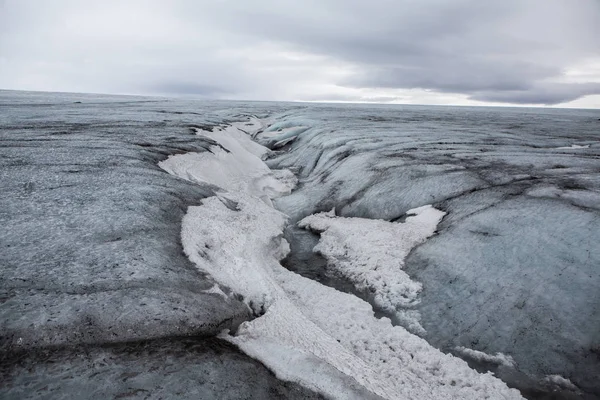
[1,0,600,108]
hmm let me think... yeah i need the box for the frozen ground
[1,90,599,399]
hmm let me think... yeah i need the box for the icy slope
[160,119,522,400]
[262,106,600,396]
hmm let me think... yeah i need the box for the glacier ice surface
[3,91,599,399]
[0,91,321,399]
[264,104,600,397]
[162,119,522,399]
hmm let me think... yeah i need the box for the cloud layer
[1,0,599,106]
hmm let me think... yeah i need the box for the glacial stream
[159,116,524,400]
[155,103,600,399]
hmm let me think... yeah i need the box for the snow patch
[159,119,296,204]
[298,205,446,333]
[454,347,516,368]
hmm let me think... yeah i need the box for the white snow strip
[298,206,446,334]
[196,120,270,159]
[160,117,523,400]
[159,119,296,205]
[555,144,590,149]
[543,375,578,391]
[454,346,516,368]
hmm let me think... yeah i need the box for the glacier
[1,90,599,399]
[160,119,521,399]
[263,105,600,398]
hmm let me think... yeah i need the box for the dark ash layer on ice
[0,91,321,399]
[264,105,600,399]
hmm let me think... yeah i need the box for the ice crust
[298,205,446,333]
[161,119,522,399]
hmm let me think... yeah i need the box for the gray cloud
[204,0,600,105]
[1,0,599,106]
[145,82,232,97]
[471,82,600,105]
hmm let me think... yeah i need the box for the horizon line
[2,87,599,111]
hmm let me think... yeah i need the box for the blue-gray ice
[0,90,323,399]
[265,104,600,398]
[2,90,599,399]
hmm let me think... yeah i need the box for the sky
[1,0,600,108]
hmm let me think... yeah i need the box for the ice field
[1,90,599,399]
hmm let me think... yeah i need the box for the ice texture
[0,94,256,350]
[3,90,599,399]
[0,90,321,399]
[555,144,590,149]
[163,119,522,399]
[408,196,600,393]
[0,337,324,400]
[543,375,579,392]
[265,104,600,397]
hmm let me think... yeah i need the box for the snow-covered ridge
[159,118,522,399]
